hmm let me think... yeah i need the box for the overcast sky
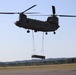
[0,0,76,62]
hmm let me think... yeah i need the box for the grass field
[0,63,76,70]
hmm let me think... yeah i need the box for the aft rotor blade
[57,15,76,17]
[29,15,51,16]
[22,5,37,13]
[0,12,20,14]
[30,14,76,17]
[52,6,56,15]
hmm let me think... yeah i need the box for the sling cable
[31,30,45,59]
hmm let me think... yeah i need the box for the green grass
[0,63,76,70]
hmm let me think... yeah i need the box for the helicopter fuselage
[15,14,60,34]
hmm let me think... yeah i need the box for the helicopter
[0,5,76,35]
[15,5,60,35]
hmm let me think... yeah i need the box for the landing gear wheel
[54,31,56,34]
[34,30,37,32]
[45,32,48,35]
[27,30,30,33]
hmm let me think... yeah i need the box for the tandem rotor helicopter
[0,5,76,35]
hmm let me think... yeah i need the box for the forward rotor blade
[52,6,56,15]
[22,5,37,13]
[57,15,76,17]
[0,12,39,14]
[0,12,20,14]
[0,5,37,15]
[25,12,40,14]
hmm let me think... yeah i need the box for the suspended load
[32,54,45,59]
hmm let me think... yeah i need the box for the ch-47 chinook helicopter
[0,5,76,35]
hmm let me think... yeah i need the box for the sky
[0,0,76,62]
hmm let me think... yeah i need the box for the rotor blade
[52,6,56,15]
[22,5,37,13]
[25,12,40,14]
[0,12,20,14]
[29,15,51,16]
[30,14,76,17]
[57,15,76,17]
[0,12,39,14]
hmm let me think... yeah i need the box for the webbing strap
[41,32,44,55]
[32,31,45,55]
[32,30,36,54]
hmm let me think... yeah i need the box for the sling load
[31,31,45,59]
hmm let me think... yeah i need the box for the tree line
[0,57,76,67]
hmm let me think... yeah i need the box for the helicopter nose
[15,21,19,26]
[15,21,22,28]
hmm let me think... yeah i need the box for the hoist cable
[41,32,44,55]
[32,30,36,54]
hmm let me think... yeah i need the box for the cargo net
[31,31,45,59]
